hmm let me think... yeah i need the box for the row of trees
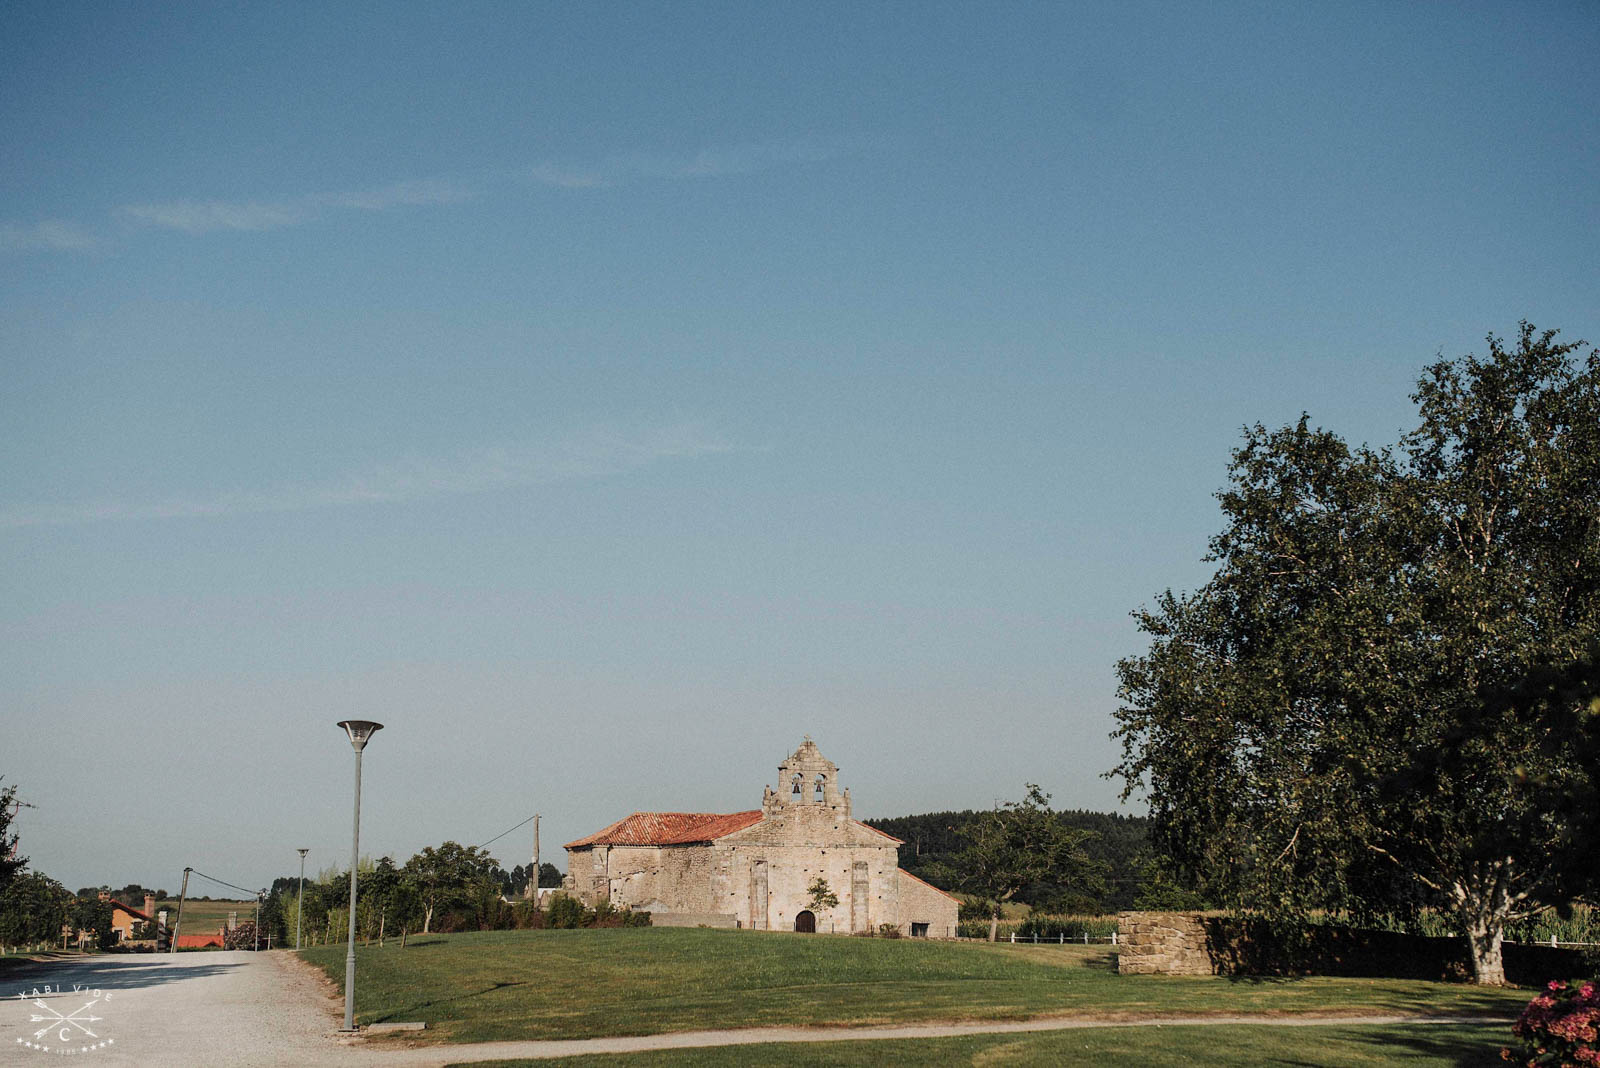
[0,782,118,953]
[872,805,1155,913]
[260,843,563,948]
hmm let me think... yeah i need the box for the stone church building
[563,739,959,936]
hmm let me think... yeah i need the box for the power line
[188,868,260,897]
[477,814,537,850]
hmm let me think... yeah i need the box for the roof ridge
[565,809,764,849]
[852,819,904,844]
[898,867,961,903]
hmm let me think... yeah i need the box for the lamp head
[297,848,309,858]
[337,719,384,752]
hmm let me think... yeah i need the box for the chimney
[144,894,156,917]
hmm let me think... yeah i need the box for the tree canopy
[401,841,500,933]
[0,780,26,894]
[871,807,1151,912]
[1113,323,1600,984]
[942,784,1102,941]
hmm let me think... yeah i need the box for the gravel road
[2,950,349,1067]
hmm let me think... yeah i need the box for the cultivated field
[168,898,258,936]
[297,927,1532,1047]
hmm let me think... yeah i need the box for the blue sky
[3,1,1596,892]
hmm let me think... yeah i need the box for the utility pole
[254,891,263,951]
[4,794,37,861]
[527,814,540,900]
[170,867,192,954]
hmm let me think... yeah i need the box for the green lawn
[450,1022,1512,1067]
[297,928,1533,1045]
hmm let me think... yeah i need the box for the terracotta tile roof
[854,820,903,843]
[108,900,154,922]
[565,810,765,849]
[175,932,224,948]
[898,867,961,903]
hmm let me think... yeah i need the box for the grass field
[447,1022,1511,1067]
[297,927,1533,1045]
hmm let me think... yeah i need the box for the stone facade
[1115,911,1216,975]
[564,739,959,937]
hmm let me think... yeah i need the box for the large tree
[949,784,1101,941]
[402,842,498,933]
[1113,323,1600,984]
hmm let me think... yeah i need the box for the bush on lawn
[1505,979,1600,1066]
[545,893,587,929]
[542,893,650,930]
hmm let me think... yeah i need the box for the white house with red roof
[563,738,958,936]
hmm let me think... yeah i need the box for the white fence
[957,931,1120,945]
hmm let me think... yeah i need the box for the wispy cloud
[121,177,476,234]
[5,135,847,250]
[0,219,97,252]
[0,423,733,531]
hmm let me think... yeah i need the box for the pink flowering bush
[1504,980,1600,1066]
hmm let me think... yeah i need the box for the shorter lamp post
[295,849,309,950]
[337,719,382,1033]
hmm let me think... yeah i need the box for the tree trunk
[988,907,1000,943]
[423,904,433,934]
[1466,914,1507,986]
[1454,872,1513,985]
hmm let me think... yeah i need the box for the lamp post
[336,719,383,1033]
[295,849,309,950]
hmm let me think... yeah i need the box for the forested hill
[865,808,1153,913]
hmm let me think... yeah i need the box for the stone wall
[895,869,959,938]
[649,911,738,928]
[1115,911,1215,975]
[566,844,724,913]
[718,840,899,933]
[1116,912,1589,985]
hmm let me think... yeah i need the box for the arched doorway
[794,910,816,933]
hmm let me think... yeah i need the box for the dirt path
[0,952,1512,1066]
[361,1014,1513,1066]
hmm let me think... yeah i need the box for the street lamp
[295,849,309,950]
[336,719,382,1033]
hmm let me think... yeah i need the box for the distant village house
[105,893,157,942]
